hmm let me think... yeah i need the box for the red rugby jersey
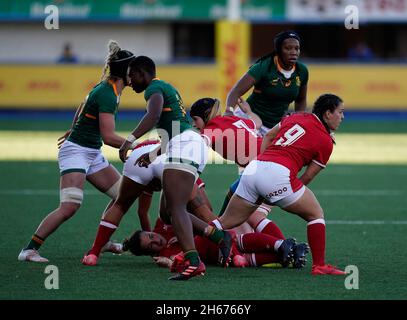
[153,218,219,263]
[201,115,262,167]
[153,218,181,258]
[258,113,333,177]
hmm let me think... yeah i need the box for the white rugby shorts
[58,141,109,176]
[123,143,163,186]
[235,160,305,208]
[164,130,208,178]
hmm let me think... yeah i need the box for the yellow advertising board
[307,64,407,109]
[0,63,406,110]
[0,64,218,110]
[216,20,250,110]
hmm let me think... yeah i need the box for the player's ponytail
[100,40,121,81]
[100,40,135,84]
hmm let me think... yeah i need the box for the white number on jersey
[232,120,258,138]
[275,124,305,146]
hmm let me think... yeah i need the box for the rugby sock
[184,250,200,266]
[255,218,285,239]
[88,220,118,256]
[204,224,224,244]
[307,219,326,266]
[24,234,45,251]
[238,233,281,253]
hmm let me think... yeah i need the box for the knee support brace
[60,187,83,204]
[105,178,121,200]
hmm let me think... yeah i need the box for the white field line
[0,189,100,195]
[0,189,404,196]
[205,189,403,196]
[327,220,407,225]
[315,190,403,196]
[1,189,406,225]
[0,189,404,197]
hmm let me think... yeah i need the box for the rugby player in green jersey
[83,56,233,280]
[227,30,308,136]
[18,41,135,263]
[220,31,309,217]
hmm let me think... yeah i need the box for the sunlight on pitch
[0,131,407,164]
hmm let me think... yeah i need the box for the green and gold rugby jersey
[68,80,119,149]
[247,55,309,128]
[144,78,192,139]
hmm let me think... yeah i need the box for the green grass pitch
[1,119,406,300]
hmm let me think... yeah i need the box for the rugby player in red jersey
[190,97,262,168]
[189,97,306,264]
[208,94,347,275]
[121,216,306,270]
[82,140,231,275]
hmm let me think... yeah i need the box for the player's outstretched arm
[57,101,84,148]
[226,73,256,111]
[299,162,323,185]
[138,192,153,231]
[236,98,262,129]
[119,93,163,162]
[99,112,126,148]
[153,256,174,269]
[294,84,307,112]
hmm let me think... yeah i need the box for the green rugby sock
[184,250,200,266]
[24,234,45,251]
[207,227,224,244]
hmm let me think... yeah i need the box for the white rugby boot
[18,249,49,263]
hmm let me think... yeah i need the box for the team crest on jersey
[270,78,279,86]
[296,76,301,86]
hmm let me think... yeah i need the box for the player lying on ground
[82,141,233,277]
[119,216,309,270]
